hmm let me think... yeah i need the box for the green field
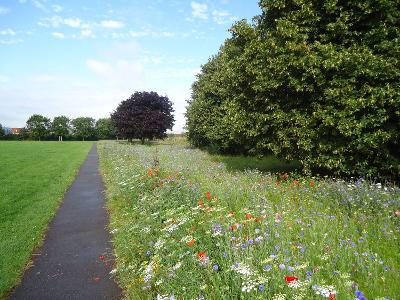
[99,140,400,299]
[0,141,93,298]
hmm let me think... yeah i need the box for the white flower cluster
[241,278,258,293]
[230,262,253,276]
[272,293,286,300]
[312,285,336,297]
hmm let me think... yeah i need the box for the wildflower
[148,168,153,177]
[264,265,272,271]
[187,239,196,247]
[213,264,219,271]
[227,211,235,217]
[146,250,151,256]
[285,276,299,283]
[310,181,315,188]
[205,192,212,200]
[279,264,286,270]
[198,251,206,260]
[258,284,265,292]
[99,255,105,261]
[230,224,237,231]
[198,199,204,207]
[395,210,400,217]
[246,213,253,220]
[355,290,367,300]
[288,266,294,272]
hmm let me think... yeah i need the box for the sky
[0,0,260,132]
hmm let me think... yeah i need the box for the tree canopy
[26,114,50,141]
[71,117,96,141]
[185,0,400,179]
[111,91,174,143]
[52,116,70,138]
[96,118,116,140]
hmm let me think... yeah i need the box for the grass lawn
[0,141,93,298]
[99,139,399,299]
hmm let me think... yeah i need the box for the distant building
[11,128,23,135]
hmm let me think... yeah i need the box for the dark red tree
[111,91,174,143]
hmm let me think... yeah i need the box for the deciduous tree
[71,117,96,141]
[111,91,174,143]
[26,114,50,141]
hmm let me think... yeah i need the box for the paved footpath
[10,144,122,300]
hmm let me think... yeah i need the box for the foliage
[0,123,4,137]
[96,118,116,140]
[51,115,70,138]
[0,141,92,298]
[98,140,400,299]
[26,114,51,141]
[71,117,96,141]
[185,0,400,179]
[111,91,174,143]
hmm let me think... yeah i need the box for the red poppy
[329,294,335,300]
[99,255,105,261]
[148,168,153,177]
[198,251,206,260]
[187,239,196,247]
[245,213,252,220]
[205,192,212,200]
[310,181,315,188]
[285,276,299,283]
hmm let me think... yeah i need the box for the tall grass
[99,140,399,299]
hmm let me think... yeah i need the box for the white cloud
[100,20,124,29]
[0,39,23,45]
[87,59,113,76]
[0,6,10,15]
[212,9,236,25]
[80,29,94,38]
[52,32,65,39]
[32,0,47,11]
[0,75,9,82]
[0,29,16,36]
[191,2,208,19]
[52,4,63,13]
[63,18,81,28]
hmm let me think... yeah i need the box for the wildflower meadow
[98,140,399,299]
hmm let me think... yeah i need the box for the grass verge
[99,140,399,299]
[0,141,93,298]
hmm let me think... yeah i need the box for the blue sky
[0,0,260,132]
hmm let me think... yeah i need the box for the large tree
[96,118,116,140]
[26,114,50,141]
[52,116,70,140]
[111,91,174,143]
[71,117,96,141]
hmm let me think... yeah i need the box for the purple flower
[288,266,294,272]
[248,239,254,245]
[306,271,313,277]
[241,244,247,249]
[274,245,280,251]
[258,284,265,292]
[355,290,367,300]
[213,264,219,271]
[263,265,272,271]
[279,264,285,270]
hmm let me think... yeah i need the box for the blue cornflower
[288,266,294,272]
[146,250,151,256]
[248,239,254,245]
[241,244,247,249]
[300,247,306,253]
[279,264,285,270]
[223,252,228,258]
[213,264,219,271]
[274,245,280,251]
[355,290,367,300]
[258,284,265,292]
[306,271,313,277]
[263,265,272,271]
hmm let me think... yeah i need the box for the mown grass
[98,140,400,300]
[211,154,300,174]
[0,141,93,298]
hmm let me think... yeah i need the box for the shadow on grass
[211,154,301,174]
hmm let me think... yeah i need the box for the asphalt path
[10,144,122,300]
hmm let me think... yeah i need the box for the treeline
[0,114,116,141]
[185,0,400,179]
